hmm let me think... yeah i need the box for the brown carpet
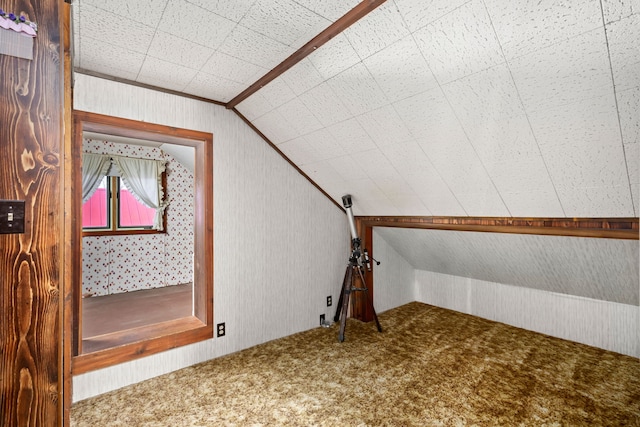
[71,302,640,426]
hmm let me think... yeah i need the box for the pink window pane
[82,177,108,228]
[119,181,155,228]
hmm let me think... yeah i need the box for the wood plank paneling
[61,2,74,425]
[0,0,64,425]
[351,221,374,322]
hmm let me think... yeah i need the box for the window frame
[81,172,168,236]
[70,110,214,374]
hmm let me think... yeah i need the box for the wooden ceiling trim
[225,0,388,109]
[74,68,227,107]
[357,216,639,239]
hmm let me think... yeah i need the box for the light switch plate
[0,200,25,234]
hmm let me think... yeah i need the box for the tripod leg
[333,267,349,323]
[355,267,382,333]
[338,266,353,342]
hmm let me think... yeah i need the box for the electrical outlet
[217,322,225,337]
[327,295,332,307]
[320,314,325,326]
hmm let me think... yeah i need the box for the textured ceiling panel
[606,14,640,91]
[362,35,438,104]
[298,83,352,127]
[146,31,214,70]
[356,105,414,147]
[81,0,168,27]
[343,1,410,60]
[484,0,603,60]
[290,0,360,21]
[412,0,504,84]
[183,72,245,103]
[157,0,237,50]
[554,185,635,217]
[184,0,256,22]
[601,0,640,23]
[240,0,331,48]
[508,28,613,114]
[273,97,323,138]
[626,140,640,213]
[217,25,291,70]
[73,0,639,218]
[326,155,369,181]
[326,118,377,154]
[137,57,198,92]
[307,34,361,80]
[528,95,628,188]
[78,5,156,55]
[394,0,470,32]
[375,227,640,305]
[303,128,347,160]
[617,86,639,145]
[277,137,323,166]
[236,77,297,121]
[393,88,465,144]
[78,36,145,81]
[326,63,390,116]
[199,52,268,85]
[498,190,565,218]
[252,109,299,145]
[279,58,325,96]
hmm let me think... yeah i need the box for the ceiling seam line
[379,1,435,215]
[382,103,435,216]
[134,0,171,83]
[598,0,636,216]
[405,31,469,216]
[481,0,566,217]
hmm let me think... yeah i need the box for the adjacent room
[0,0,637,425]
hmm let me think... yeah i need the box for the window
[81,153,168,234]
[82,176,108,228]
[82,175,161,232]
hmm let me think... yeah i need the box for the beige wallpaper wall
[72,74,349,401]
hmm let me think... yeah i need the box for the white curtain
[113,156,168,231]
[82,153,111,202]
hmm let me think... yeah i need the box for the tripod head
[342,195,380,271]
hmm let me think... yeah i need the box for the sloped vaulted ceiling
[73,0,639,218]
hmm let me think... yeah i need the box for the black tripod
[333,243,382,342]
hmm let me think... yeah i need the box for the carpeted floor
[71,302,640,426]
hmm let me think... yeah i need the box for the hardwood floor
[82,284,192,338]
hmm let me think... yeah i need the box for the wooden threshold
[72,317,211,374]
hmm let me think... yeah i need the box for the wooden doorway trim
[68,111,214,375]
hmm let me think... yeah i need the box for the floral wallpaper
[82,139,194,297]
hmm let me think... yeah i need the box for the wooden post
[351,219,374,322]
[0,0,65,425]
